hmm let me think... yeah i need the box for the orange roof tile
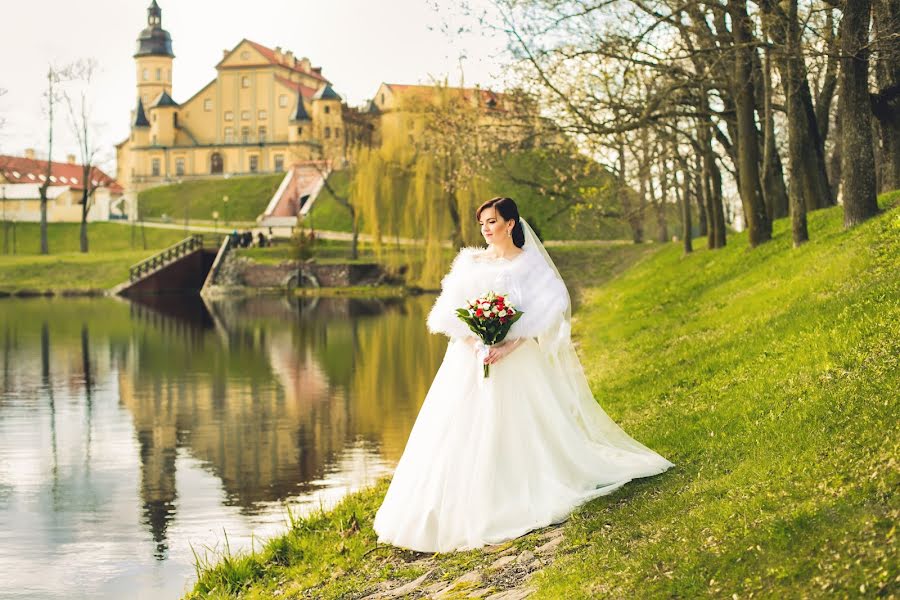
[245,40,329,83]
[0,155,122,193]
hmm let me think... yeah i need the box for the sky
[0,0,508,171]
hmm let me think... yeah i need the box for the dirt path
[359,526,566,599]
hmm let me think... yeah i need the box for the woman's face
[478,207,512,244]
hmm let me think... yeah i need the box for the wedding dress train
[373,224,674,553]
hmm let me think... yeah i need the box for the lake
[0,294,444,599]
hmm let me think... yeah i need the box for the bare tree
[62,59,101,253]
[38,67,63,255]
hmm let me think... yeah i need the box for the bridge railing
[129,234,204,282]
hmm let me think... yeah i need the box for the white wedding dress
[373,222,674,553]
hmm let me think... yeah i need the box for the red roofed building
[0,150,125,222]
[116,1,351,195]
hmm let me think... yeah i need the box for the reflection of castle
[115,295,444,554]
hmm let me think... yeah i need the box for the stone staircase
[257,161,331,230]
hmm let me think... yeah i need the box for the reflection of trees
[0,295,448,561]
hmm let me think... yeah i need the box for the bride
[373,197,674,553]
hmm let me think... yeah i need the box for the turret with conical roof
[312,84,343,151]
[134,0,175,108]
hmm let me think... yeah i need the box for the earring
[507,229,512,237]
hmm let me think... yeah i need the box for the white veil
[518,218,673,456]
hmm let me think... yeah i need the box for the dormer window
[324,106,330,114]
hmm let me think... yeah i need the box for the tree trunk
[656,158,669,243]
[839,0,880,227]
[694,153,708,237]
[679,165,693,254]
[80,185,89,253]
[729,0,772,246]
[872,0,900,192]
[710,155,727,248]
[755,28,790,220]
[762,0,833,215]
[699,111,726,249]
[828,108,843,204]
[350,207,359,260]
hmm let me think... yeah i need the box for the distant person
[241,231,252,248]
[257,232,267,247]
[267,227,275,246]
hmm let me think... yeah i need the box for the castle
[115,1,351,193]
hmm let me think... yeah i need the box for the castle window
[249,155,259,172]
[142,69,148,81]
[167,69,172,82]
[258,126,267,141]
[241,110,251,120]
[279,95,288,107]
[381,93,385,104]
[151,158,160,177]
[324,106,330,114]
[241,127,250,143]
[152,135,157,145]
[335,128,341,139]
[224,127,234,143]
[224,111,234,121]
[204,99,212,111]
[274,155,284,172]
[210,152,223,174]
[296,126,302,135]
[175,157,185,176]
[324,126,331,139]
[241,76,250,88]
[258,110,267,120]
[156,68,161,81]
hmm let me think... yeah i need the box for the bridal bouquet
[456,291,523,378]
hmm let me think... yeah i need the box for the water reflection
[0,294,444,599]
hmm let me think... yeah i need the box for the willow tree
[352,84,495,287]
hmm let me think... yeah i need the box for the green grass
[186,190,899,599]
[305,170,355,232]
[0,222,189,291]
[138,174,285,222]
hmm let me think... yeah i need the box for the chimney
[299,57,311,72]
[274,46,283,62]
[285,50,294,65]
[24,148,35,160]
[67,154,76,165]
[223,49,229,59]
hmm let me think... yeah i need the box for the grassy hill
[0,222,190,292]
[187,191,899,598]
[137,174,284,223]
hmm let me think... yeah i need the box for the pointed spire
[151,90,179,107]
[313,84,341,101]
[290,93,311,122]
[133,98,150,128]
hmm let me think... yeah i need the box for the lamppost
[223,195,229,227]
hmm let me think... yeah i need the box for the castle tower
[134,0,175,108]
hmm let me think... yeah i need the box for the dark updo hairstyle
[476,197,525,248]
